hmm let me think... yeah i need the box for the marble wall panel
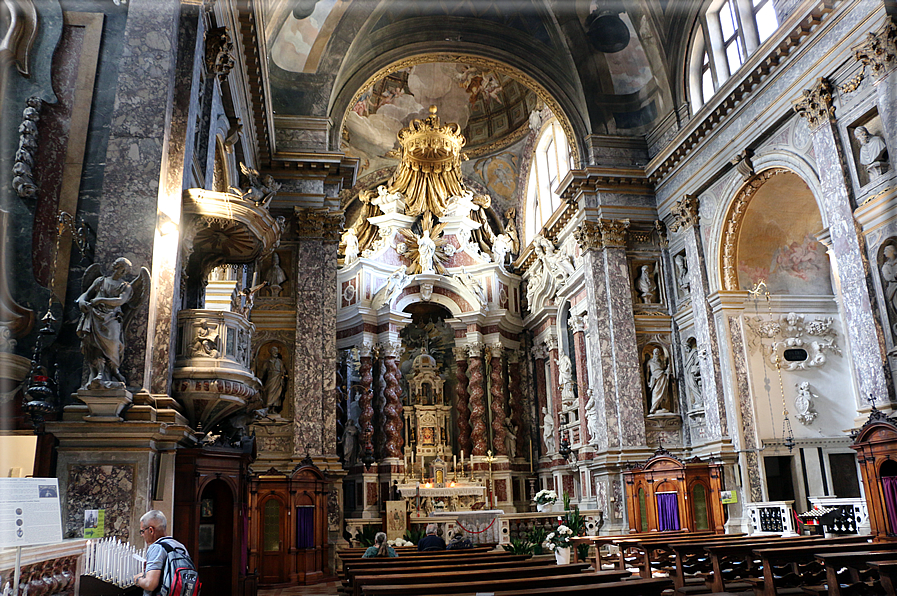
[294,240,325,455]
[583,250,612,450]
[65,464,135,540]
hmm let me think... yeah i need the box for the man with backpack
[134,510,200,596]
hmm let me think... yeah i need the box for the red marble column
[546,336,562,452]
[508,349,523,458]
[358,345,375,460]
[467,342,488,456]
[570,314,590,443]
[533,343,549,453]
[381,342,404,458]
[489,344,508,455]
[454,347,472,455]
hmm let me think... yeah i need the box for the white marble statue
[492,233,513,269]
[341,418,360,466]
[854,126,889,177]
[674,254,689,292]
[636,264,658,303]
[260,345,286,414]
[683,340,703,409]
[504,416,518,457]
[456,267,487,307]
[646,347,671,414]
[418,229,437,274]
[343,228,360,265]
[542,405,556,454]
[534,235,574,284]
[371,266,410,309]
[76,258,150,390]
[584,389,599,443]
[263,253,287,297]
[794,381,818,424]
[231,163,281,208]
[882,244,897,337]
[557,353,576,408]
[371,185,405,214]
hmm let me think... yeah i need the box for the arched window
[525,119,571,244]
[689,0,780,112]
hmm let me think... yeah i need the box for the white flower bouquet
[534,489,558,506]
[545,524,574,551]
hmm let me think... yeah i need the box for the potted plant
[533,489,558,512]
[546,524,574,564]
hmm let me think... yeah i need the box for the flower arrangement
[534,489,558,506]
[545,524,574,551]
[388,537,413,547]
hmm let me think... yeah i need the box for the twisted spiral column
[508,349,523,458]
[382,342,405,458]
[467,342,488,456]
[454,347,472,455]
[358,349,375,458]
[489,344,508,455]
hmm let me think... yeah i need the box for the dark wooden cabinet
[248,462,329,586]
[174,445,254,596]
[852,409,897,540]
[623,448,725,534]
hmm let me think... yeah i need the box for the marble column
[574,218,646,448]
[94,0,203,394]
[669,196,729,440]
[453,346,472,455]
[488,343,508,455]
[380,341,404,458]
[507,350,524,458]
[467,342,488,456]
[793,78,893,402]
[532,343,549,454]
[293,208,343,460]
[569,313,590,444]
[358,342,375,462]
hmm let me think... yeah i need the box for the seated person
[445,530,473,550]
[417,523,446,551]
[362,532,397,558]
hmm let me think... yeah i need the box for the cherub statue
[371,266,411,310]
[230,163,281,208]
[76,258,150,390]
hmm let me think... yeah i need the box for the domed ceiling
[342,62,539,178]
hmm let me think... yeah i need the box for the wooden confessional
[174,443,255,596]
[623,448,725,534]
[248,461,329,586]
[852,408,897,540]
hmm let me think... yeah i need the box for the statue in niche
[341,418,360,466]
[683,339,703,409]
[584,389,599,442]
[542,405,556,454]
[342,228,360,265]
[557,353,576,408]
[504,416,518,457]
[674,254,690,292]
[259,345,287,415]
[77,258,150,390]
[794,381,818,424]
[645,347,671,414]
[854,126,889,178]
[636,264,658,303]
[504,208,520,255]
[882,243,897,338]
[263,253,287,297]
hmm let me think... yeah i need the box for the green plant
[562,491,572,511]
[403,527,426,545]
[576,543,590,562]
[356,524,379,547]
[507,537,534,555]
[564,505,586,537]
[527,526,548,555]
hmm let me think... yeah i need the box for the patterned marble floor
[257,579,341,595]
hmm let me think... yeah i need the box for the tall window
[719,0,744,73]
[753,0,778,42]
[525,119,571,244]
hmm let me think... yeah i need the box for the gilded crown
[397,106,466,168]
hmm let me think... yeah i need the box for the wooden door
[259,496,287,584]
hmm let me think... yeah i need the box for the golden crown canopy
[388,105,467,218]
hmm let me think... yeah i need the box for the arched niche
[719,169,832,294]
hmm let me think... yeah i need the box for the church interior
[2,0,897,593]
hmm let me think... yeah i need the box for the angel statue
[398,212,449,275]
[229,163,281,208]
[76,258,150,390]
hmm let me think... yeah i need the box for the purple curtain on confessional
[296,507,315,549]
[882,476,897,533]
[657,493,680,531]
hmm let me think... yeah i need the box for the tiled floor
[257,579,341,595]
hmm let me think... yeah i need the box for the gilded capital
[531,344,549,360]
[670,195,700,232]
[467,341,485,358]
[792,78,835,131]
[597,218,630,248]
[295,207,344,243]
[574,220,603,252]
[453,346,469,361]
[853,20,897,80]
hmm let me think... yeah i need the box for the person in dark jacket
[417,523,446,551]
[445,530,473,550]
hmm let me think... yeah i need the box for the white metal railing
[744,500,797,535]
[807,497,869,534]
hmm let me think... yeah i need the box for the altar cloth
[397,484,486,498]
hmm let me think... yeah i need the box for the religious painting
[385,501,406,541]
[270,0,341,73]
[201,498,214,518]
[198,523,215,551]
[735,171,832,295]
[420,427,436,445]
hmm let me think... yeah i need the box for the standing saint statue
[504,416,518,458]
[683,340,703,409]
[542,405,556,454]
[343,228,360,265]
[556,353,576,408]
[341,418,360,466]
[263,253,287,297]
[636,264,658,303]
[260,345,287,414]
[76,258,150,390]
[882,244,897,337]
[584,389,599,443]
[645,347,671,414]
[418,229,437,274]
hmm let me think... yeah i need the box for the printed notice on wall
[0,478,63,547]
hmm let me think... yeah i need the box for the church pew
[573,529,711,569]
[342,552,526,578]
[361,569,633,596]
[868,560,897,595]
[353,563,594,596]
[339,545,493,560]
[439,577,674,596]
[814,549,897,596]
[701,536,870,594]
[617,532,746,578]
[749,539,880,596]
